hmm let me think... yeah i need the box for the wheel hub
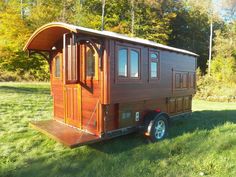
[154,120,166,139]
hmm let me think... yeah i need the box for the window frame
[117,47,128,78]
[148,49,160,82]
[80,44,99,82]
[64,34,79,84]
[53,53,62,80]
[85,45,98,80]
[116,44,141,83]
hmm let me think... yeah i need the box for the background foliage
[0,0,236,99]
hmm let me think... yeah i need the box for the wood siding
[51,53,64,122]
[50,35,196,136]
[108,40,196,103]
[104,39,196,131]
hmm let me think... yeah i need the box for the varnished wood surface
[108,40,197,104]
[30,120,100,148]
[51,54,64,121]
[49,33,197,135]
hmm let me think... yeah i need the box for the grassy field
[0,82,236,177]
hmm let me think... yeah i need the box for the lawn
[0,82,236,177]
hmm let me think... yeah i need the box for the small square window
[150,53,158,59]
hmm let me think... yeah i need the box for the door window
[64,34,78,84]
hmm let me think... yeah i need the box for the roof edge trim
[23,22,77,51]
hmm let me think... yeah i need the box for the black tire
[149,114,168,142]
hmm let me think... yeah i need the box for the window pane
[130,50,139,77]
[151,62,157,78]
[150,53,158,59]
[55,56,60,78]
[67,44,78,81]
[67,45,72,80]
[118,48,128,77]
[86,48,95,77]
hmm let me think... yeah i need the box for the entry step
[30,120,101,148]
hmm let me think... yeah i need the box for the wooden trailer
[24,22,198,148]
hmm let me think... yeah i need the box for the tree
[168,0,225,73]
[0,0,49,80]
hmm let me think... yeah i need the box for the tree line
[0,0,235,82]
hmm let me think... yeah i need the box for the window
[175,73,181,88]
[174,71,190,90]
[151,62,157,78]
[118,48,128,77]
[130,50,139,78]
[54,56,60,78]
[86,48,95,77]
[64,34,79,84]
[149,51,160,80]
[189,73,195,88]
[117,46,140,80]
[67,44,78,81]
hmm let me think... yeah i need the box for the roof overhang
[23,22,78,51]
[24,22,199,57]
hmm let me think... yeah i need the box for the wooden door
[80,44,100,135]
[64,85,81,127]
[51,53,64,122]
[63,34,81,128]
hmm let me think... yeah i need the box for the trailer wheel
[148,114,168,142]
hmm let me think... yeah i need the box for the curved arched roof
[24,22,198,57]
[23,22,78,51]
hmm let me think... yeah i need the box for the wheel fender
[146,112,169,136]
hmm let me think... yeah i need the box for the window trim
[80,44,99,82]
[53,53,62,81]
[85,45,98,80]
[172,69,196,91]
[130,49,140,78]
[64,34,79,84]
[117,47,128,78]
[116,44,141,83]
[148,49,160,82]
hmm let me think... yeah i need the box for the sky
[213,0,236,21]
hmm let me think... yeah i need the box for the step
[30,120,101,148]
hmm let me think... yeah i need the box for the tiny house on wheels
[24,22,198,148]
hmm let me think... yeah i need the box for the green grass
[0,82,236,177]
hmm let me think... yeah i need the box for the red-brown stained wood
[30,120,100,148]
[25,23,197,146]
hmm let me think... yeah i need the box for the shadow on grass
[168,110,236,139]
[89,110,236,154]
[0,86,50,94]
[3,110,236,177]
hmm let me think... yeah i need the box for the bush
[210,56,236,82]
[0,70,22,81]
[195,56,236,102]
[195,75,236,102]
[0,69,49,82]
